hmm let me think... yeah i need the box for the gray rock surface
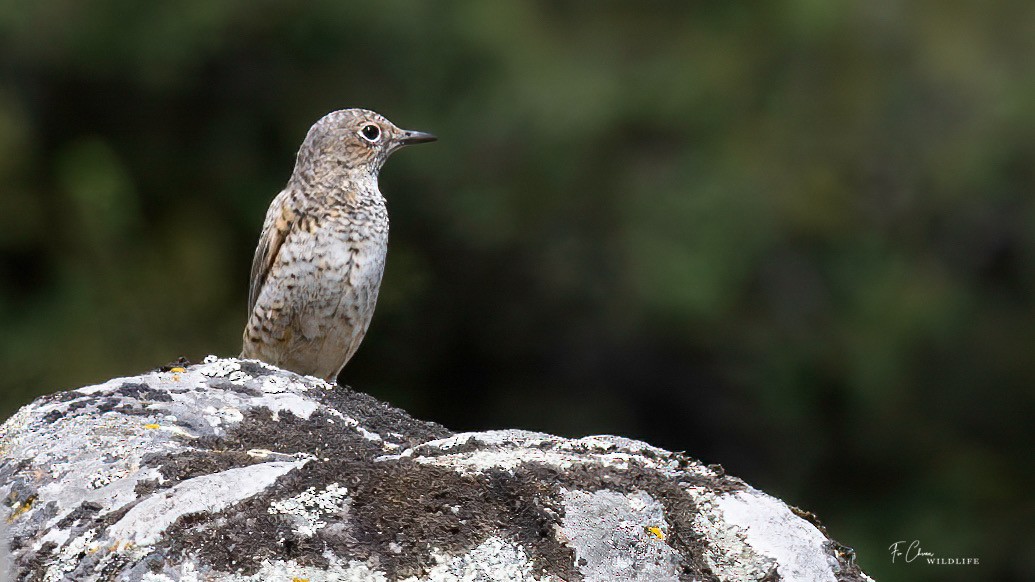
[0,357,871,581]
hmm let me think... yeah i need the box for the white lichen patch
[560,489,681,582]
[227,370,249,384]
[401,536,554,582]
[197,357,246,379]
[87,466,132,489]
[268,483,350,537]
[172,357,325,422]
[259,375,290,393]
[400,430,710,479]
[413,449,579,474]
[0,404,40,458]
[556,434,669,457]
[225,355,333,390]
[202,406,245,428]
[108,460,308,546]
[356,425,383,442]
[691,488,851,582]
[140,561,206,582]
[35,527,71,552]
[260,391,321,420]
[143,558,390,582]
[43,529,96,582]
[145,540,559,582]
[14,406,173,532]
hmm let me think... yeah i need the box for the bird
[241,108,436,382]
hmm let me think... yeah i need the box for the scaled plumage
[241,109,435,381]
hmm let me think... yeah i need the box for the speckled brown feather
[241,109,434,382]
[247,190,295,317]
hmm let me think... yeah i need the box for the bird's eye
[360,124,381,142]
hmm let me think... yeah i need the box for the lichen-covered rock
[0,357,871,581]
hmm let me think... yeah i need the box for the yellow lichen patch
[292,578,310,582]
[110,540,135,552]
[169,367,186,373]
[645,525,666,541]
[7,494,36,521]
[144,423,161,430]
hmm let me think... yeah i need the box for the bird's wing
[247,188,297,316]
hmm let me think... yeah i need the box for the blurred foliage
[1,1,1033,579]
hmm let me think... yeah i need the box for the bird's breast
[286,220,386,286]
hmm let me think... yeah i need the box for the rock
[0,357,871,581]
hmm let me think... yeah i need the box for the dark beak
[398,130,437,145]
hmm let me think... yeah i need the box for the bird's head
[293,108,436,183]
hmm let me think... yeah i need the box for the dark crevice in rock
[55,501,103,529]
[207,379,263,396]
[116,383,174,402]
[236,360,277,378]
[143,449,267,486]
[314,384,452,445]
[93,398,122,414]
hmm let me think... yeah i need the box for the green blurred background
[1,1,1033,579]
